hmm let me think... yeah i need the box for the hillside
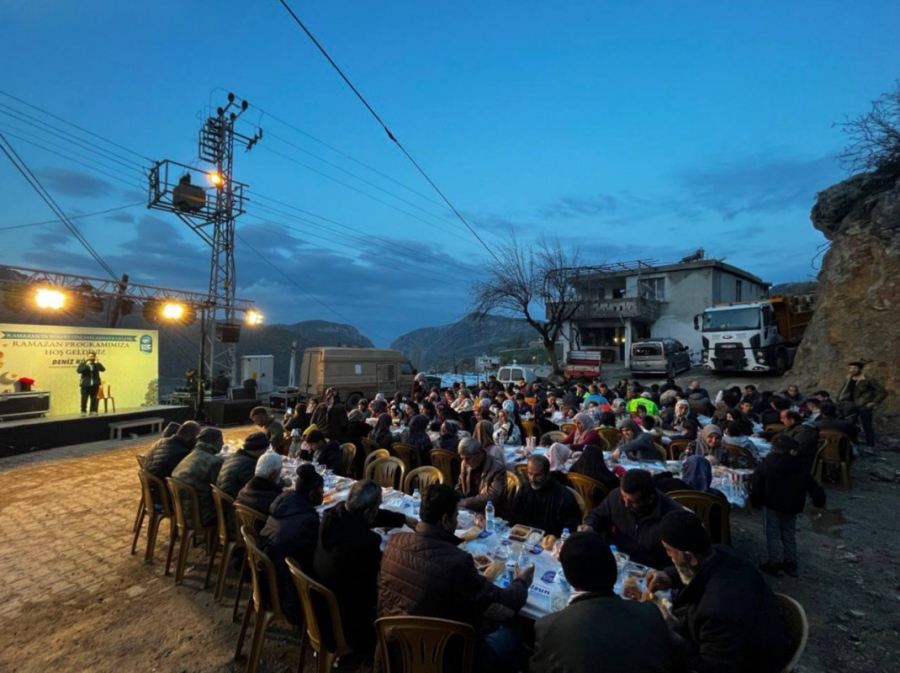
[389,313,538,371]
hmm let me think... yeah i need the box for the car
[629,338,692,377]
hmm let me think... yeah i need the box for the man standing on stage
[76,351,105,417]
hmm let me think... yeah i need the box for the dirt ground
[0,368,898,673]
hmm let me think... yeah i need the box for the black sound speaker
[216,322,241,343]
[206,400,257,426]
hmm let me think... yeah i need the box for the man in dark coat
[250,405,285,455]
[144,421,201,482]
[379,484,533,672]
[776,410,819,470]
[836,361,887,447]
[299,429,344,475]
[510,455,581,537]
[582,469,683,569]
[171,426,224,526]
[76,351,105,415]
[309,388,349,442]
[647,511,790,673]
[236,450,287,518]
[215,432,270,498]
[455,437,507,513]
[259,464,324,625]
[314,480,412,654]
[531,532,686,673]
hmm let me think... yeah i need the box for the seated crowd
[138,360,884,672]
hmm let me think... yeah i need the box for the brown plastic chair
[598,427,622,448]
[131,454,147,553]
[813,429,852,487]
[361,436,382,457]
[584,435,610,451]
[559,422,576,435]
[166,477,217,586]
[376,615,475,673]
[364,449,391,476]
[668,490,732,545]
[391,442,420,472]
[235,526,290,673]
[100,383,116,413]
[210,485,242,602]
[429,449,460,486]
[667,438,691,460]
[689,399,709,415]
[520,419,538,438]
[365,456,406,490]
[567,486,588,522]
[505,470,521,504]
[541,431,567,443]
[775,593,809,672]
[724,442,759,469]
[232,503,268,622]
[136,468,177,572]
[286,557,352,672]
[653,443,667,461]
[566,473,610,513]
[404,466,445,495]
[764,423,785,434]
[514,463,529,483]
[340,442,357,478]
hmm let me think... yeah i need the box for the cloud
[36,167,116,198]
[539,193,620,220]
[106,211,135,224]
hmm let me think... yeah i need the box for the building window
[736,280,743,301]
[641,277,666,300]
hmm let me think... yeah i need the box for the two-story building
[556,254,770,367]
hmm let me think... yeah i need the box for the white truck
[694,295,814,375]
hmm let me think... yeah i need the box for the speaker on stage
[206,400,256,427]
[216,322,241,343]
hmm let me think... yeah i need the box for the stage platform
[0,405,192,459]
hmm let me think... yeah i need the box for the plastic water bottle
[553,528,571,557]
[411,488,421,517]
[485,500,495,533]
[517,547,533,571]
[556,567,570,593]
[610,545,622,594]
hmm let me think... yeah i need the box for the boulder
[791,169,900,433]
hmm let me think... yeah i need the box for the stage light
[2,286,27,313]
[35,288,67,310]
[208,171,223,187]
[142,298,160,324]
[245,310,263,326]
[162,302,185,320]
[86,295,105,313]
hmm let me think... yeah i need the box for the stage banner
[0,324,159,416]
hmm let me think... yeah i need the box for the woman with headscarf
[685,424,727,464]
[473,419,504,463]
[681,454,725,497]
[369,412,394,450]
[451,388,474,413]
[547,442,573,484]
[437,420,462,451]
[568,444,620,491]
[612,419,658,461]
[435,401,460,424]
[492,409,522,446]
[501,398,528,443]
[561,413,602,451]
[401,413,434,464]
[611,399,631,428]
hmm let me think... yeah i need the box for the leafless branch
[837,81,900,175]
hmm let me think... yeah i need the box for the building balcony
[550,296,661,322]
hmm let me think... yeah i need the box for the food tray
[508,525,544,543]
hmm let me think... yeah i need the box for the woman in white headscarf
[493,409,522,446]
[561,412,602,451]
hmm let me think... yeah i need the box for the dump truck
[695,295,814,375]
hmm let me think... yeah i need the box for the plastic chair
[429,449,460,486]
[653,443,667,461]
[667,438,691,460]
[668,490,732,545]
[505,470,521,504]
[364,449,391,476]
[136,468,176,572]
[566,473,610,513]
[724,443,759,469]
[598,427,622,448]
[560,423,576,435]
[689,399,709,415]
[520,419,538,438]
[775,592,809,672]
[233,503,268,622]
[210,485,242,602]
[100,383,116,413]
[286,557,352,673]
[361,436,382,457]
[365,456,406,490]
[764,423,785,434]
[812,429,852,487]
[585,435,610,451]
[391,442,420,472]
[376,615,475,673]
[340,442,357,478]
[541,431,567,443]
[235,526,290,673]
[514,462,529,483]
[567,486,588,521]
[131,454,147,553]
[404,466,445,495]
[166,477,217,586]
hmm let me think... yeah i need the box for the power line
[0,132,119,280]
[0,202,144,232]
[274,0,501,264]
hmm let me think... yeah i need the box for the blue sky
[1,1,898,345]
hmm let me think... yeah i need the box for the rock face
[791,169,899,433]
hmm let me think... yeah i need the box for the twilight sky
[1,1,898,345]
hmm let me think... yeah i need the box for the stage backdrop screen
[0,324,159,416]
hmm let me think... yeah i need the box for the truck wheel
[346,392,363,407]
[774,355,786,376]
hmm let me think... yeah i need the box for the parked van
[495,365,540,387]
[299,347,416,407]
[630,338,692,377]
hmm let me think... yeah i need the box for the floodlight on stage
[35,288,67,310]
[162,302,185,321]
[208,171,223,187]
[142,298,160,323]
[245,310,263,326]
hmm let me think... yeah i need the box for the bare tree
[837,81,900,175]
[471,234,581,375]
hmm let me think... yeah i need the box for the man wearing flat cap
[646,511,789,673]
[837,361,887,447]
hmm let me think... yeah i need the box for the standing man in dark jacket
[531,532,685,673]
[510,455,581,537]
[837,360,888,447]
[776,410,819,470]
[216,432,271,498]
[314,480,412,656]
[456,437,508,513]
[749,435,825,577]
[379,484,533,672]
[171,426,224,526]
[309,388,349,442]
[250,406,285,455]
[76,351,105,416]
[647,511,790,673]
[260,464,324,625]
[582,469,683,569]
[144,421,201,482]
[236,451,287,518]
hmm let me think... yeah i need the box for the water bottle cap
[487,500,493,506]
[610,545,617,552]
[413,488,420,494]
[562,528,569,535]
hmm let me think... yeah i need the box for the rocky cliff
[791,169,899,434]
